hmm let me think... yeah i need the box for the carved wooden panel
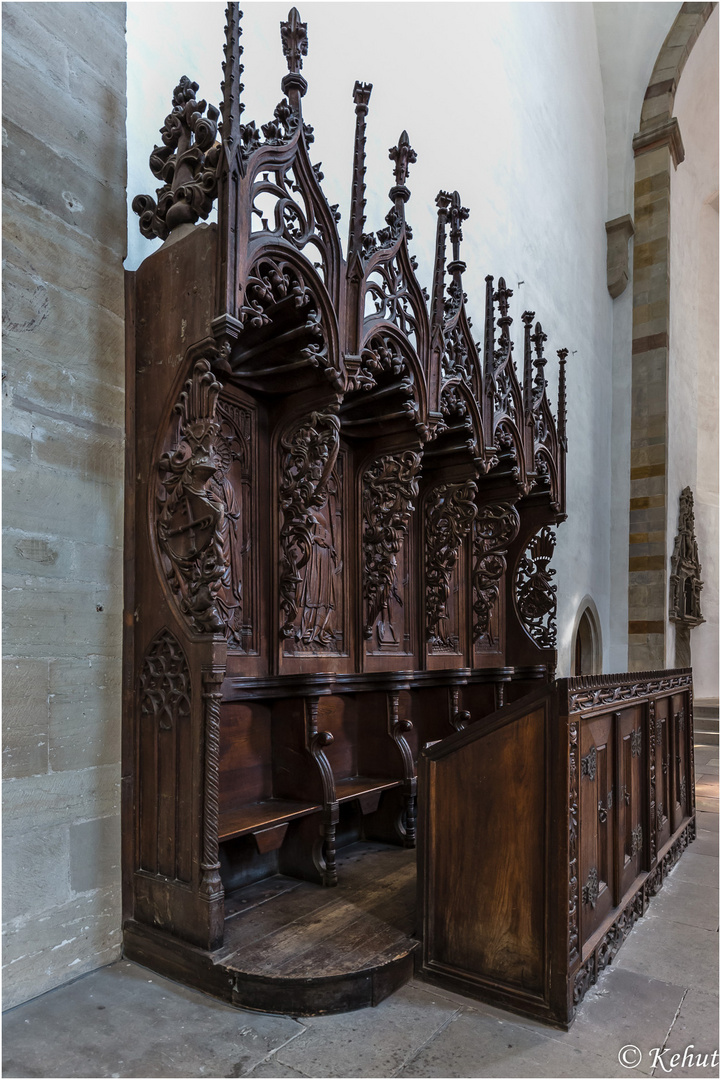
[579,713,614,944]
[472,502,520,658]
[138,629,192,882]
[361,451,421,654]
[425,481,477,655]
[515,526,557,649]
[278,410,345,656]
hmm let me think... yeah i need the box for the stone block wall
[2,2,126,1008]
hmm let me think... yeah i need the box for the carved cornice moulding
[632,116,685,168]
[566,668,692,713]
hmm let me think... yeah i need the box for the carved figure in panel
[362,451,422,643]
[214,399,253,650]
[670,487,704,626]
[279,410,343,650]
[157,359,230,635]
[515,525,558,649]
[472,502,520,648]
[425,480,478,650]
[133,77,221,241]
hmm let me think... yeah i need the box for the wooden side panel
[219,701,273,813]
[655,696,672,850]
[672,691,691,831]
[616,705,644,899]
[424,708,547,996]
[579,714,615,944]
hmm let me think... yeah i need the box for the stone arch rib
[627,2,716,671]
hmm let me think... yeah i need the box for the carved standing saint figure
[279,410,342,649]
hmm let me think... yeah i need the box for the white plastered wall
[667,7,719,700]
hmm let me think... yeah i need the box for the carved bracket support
[605,215,634,299]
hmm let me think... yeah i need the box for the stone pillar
[627,120,684,670]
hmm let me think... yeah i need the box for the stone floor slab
[614,917,719,994]
[696,811,719,832]
[661,987,721,1077]
[1,961,304,1079]
[644,875,719,931]
[692,830,719,857]
[274,982,459,1078]
[666,851,720,890]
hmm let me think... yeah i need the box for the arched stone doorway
[572,597,603,676]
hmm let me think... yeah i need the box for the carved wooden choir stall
[123,5,696,1027]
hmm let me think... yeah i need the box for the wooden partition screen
[418,669,696,1028]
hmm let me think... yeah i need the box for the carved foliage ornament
[362,451,422,638]
[670,487,704,626]
[425,481,477,647]
[133,77,221,241]
[279,409,341,646]
[157,359,232,635]
[515,526,558,649]
[472,502,520,644]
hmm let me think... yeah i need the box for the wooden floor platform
[124,842,419,1016]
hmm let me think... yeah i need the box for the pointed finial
[557,348,568,450]
[431,191,452,333]
[522,311,535,421]
[389,130,417,202]
[219,3,244,159]
[448,191,470,272]
[280,7,308,107]
[531,320,548,399]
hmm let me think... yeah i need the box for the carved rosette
[515,526,557,649]
[133,76,221,241]
[472,502,520,644]
[362,451,422,638]
[279,409,341,646]
[157,359,231,635]
[425,480,478,648]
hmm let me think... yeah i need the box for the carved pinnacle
[431,192,452,333]
[389,130,417,201]
[531,320,548,400]
[557,348,568,450]
[348,81,373,261]
[220,2,245,157]
[448,190,469,270]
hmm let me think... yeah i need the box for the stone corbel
[632,116,685,168]
[605,215,635,299]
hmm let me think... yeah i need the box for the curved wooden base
[123,843,419,1016]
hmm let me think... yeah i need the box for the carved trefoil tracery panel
[279,409,345,654]
[138,629,192,882]
[361,451,421,651]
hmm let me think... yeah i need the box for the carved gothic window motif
[156,359,228,636]
[441,323,473,384]
[472,502,520,651]
[425,481,477,652]
[250,163,337,284]
[362,451,421,648]
[514,526,558,649]
[279,409,344,653]
[669,487,704,627]
[138,630,192,882]
[364,255,420,350]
